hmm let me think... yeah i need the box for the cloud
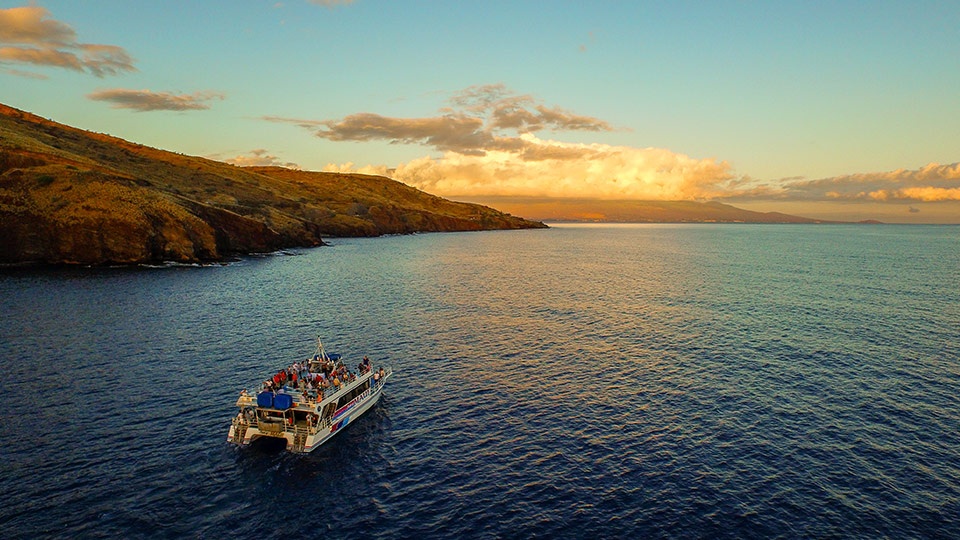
[727,162,960,203]
[86,89,225,112]
[265,84,616,158]
[0,65,47,79]
[324,133,736,200]
[222,149,300,169]
[321,113,490,153]
[449,84,614,133]
[871,186,960,202]
[270,84,733,199]
[0,6,135,77]
[326,146,960,204]
[0,5,75,45]
[276,84,960,204]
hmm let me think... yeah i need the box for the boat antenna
[316,335,328,362]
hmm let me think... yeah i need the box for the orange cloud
[887,187,960,201]
[325,134,735,200]
[293,85,731,199]
[86,89,225,112]
[0,6,135,77]
[328,151,960,205]
[0,6,75,45]
[744,162,960,203]
[274,84,960,205]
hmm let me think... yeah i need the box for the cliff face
[1,170,219,264]
[0,103,545,265]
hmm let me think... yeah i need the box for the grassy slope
[0,103,545,265]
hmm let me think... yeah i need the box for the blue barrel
[256,391,274,408]
[273,393,293,410]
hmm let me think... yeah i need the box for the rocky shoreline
[0,103,546,266]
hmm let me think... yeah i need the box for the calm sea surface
[1,224,959,539]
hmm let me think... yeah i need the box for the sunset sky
[2,1,959,222]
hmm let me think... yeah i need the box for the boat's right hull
[301,385,385,452]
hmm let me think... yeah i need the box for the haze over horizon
[2,1,959,223]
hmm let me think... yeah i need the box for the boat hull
[302,385,384,452]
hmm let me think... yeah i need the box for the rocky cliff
[0,103,545,265]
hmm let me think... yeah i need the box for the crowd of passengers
[253,355,385,403]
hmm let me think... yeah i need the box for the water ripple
[1,225,959,538]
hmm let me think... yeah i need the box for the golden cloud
[329,150,960,205]
[880,187,960,202]
[277,84,960,204]
[0,6,75,45]
[747,162,960,203]
[325,134,735,200]
[0,6,135,77]
[292,85,732,199]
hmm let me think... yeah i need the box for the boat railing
[243,411,334,436]
[258,420,285,434]
[235,365,392,439]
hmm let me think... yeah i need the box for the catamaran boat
[227,338,392,453]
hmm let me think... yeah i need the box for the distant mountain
[453,196,851,224]
[0,103,545,266]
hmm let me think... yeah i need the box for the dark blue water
[1,224,959,539]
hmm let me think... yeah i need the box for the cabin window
[335,380,371,409]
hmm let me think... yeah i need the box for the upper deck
[236,365,392,412]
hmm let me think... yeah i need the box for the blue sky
[2,1,959,222]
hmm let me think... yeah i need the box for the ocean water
[1,224,958,539]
